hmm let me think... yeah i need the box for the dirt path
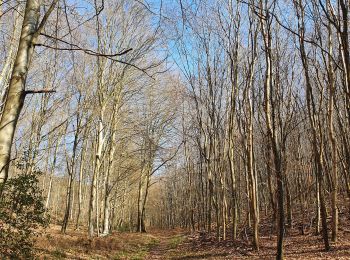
[147,235,172,259]
[146,230,186,259]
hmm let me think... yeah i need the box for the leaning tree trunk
[0,0,58,194]
[0,0,40,193]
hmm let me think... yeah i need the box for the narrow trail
[147,235,172,259]
[146,230,186,260]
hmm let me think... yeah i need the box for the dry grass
[35,220,350,259]
[35,225,159,259]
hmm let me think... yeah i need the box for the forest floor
[35,222,350,259]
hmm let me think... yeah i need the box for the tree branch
[24,89,56,95]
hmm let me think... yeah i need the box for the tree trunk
[0,0,40,193]
[76,138,87,230]
[89,118,104,237]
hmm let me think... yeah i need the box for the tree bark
[0,0,40,193]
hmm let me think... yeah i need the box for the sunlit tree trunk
[0,0,58,194]
[0,10,21,112]
[89,113,105,236]
[0,0,40,192]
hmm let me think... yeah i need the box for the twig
[24,89,56,95]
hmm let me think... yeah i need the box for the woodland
[1,0,350,259]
